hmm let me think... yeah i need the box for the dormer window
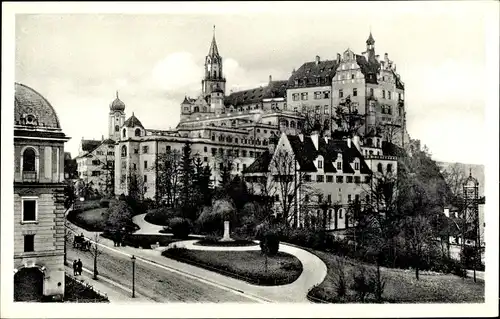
[337,162,342,170]
[25,114,37,125]
[318,160,323,169]
[354,162,359,170]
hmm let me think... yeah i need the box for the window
[351,73,355,79]
[365,176,371,184]
[134,148,139,154]
[314,91,322,99]
[142,146,149,154]
[354,162,359,170]
[122,129,127,138]
[219,163,224,170]
[235,150,239,157]
[353,88,357,96]
[377,163,383,173]
[323,91,330,99]
[235,138,238,143]
[327,194,332,203]
[91,171,100,177]
[339,89,343,98]
[301,92,308,100]
[292,93,299,101]
[166,146,171,151]
[133,163,137,170]
[96,151,103,156]
[339,209,343,219]
[315,105,321,114]
[348,194,352,202]
[204,147,207,152]
[336,176,343,183]
[107,151,114,156]
[355,194,360,202]
[354,176,361,184]
[212,135,215,141]
[242,150,247,157]
[324,105,329,114]
[249,151,254,157]
[305,194,309,202]
[212,148,216,156]
[135,128,141,137]
[144,175,147,183]
[346,176,353,183]
[92,160,100,165]
[204,157,208,162]
[318,194,323,202]
[305,175,311,182]
[382,90,386,99]
[327,175,333,183]
[236,163,240,171]
[24,235,35,252]
[317,175,324,182]
[243,164,247,170]
[121,145,127,157]
[318,160,323,169]
[369,88,374,96]
[106,160,114,168]
[115,125,119,132]
[337,162,342,170]
[387,164,393,173]
[22,148,36,173]
[388,91,392,100]
[22,198,37,222]
[144,161,148,169]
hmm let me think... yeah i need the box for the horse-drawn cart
[73,234,91,251]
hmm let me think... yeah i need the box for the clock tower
[202,25,226,98]
[108,91,126,141]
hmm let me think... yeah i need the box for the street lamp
[131,255,136,298]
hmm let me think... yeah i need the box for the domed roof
[110,91,125,111]
[14,82,61,129]
[123,112,144,129]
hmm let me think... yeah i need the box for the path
[67,211,328,302]
[132,213,203,237]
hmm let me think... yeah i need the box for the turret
[109,91,126,141]
[202,25,226,96]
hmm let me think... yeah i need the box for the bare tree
[268,149,317,227]
[86,233,103,280]
[401,214,434,280]
[156,149,182,207]
[332,95,365,138]
[96,152,115,197]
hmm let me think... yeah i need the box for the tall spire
[366,30,375,45]
[208,24,220,57]
[116,90,119,99]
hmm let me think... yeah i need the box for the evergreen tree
[202,164,214,205]
[179,141,195,219]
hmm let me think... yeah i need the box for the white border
[2,1,499,318]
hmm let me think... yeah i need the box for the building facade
[13,83,70,301]
[244,132,398,231]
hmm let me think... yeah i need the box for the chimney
[352,135,361,152]
[315,55,320,65]
[336,53,341,63]
[101,135,104,141]
[298,133,304,142]
[444,208,450,218]
[311,133,319,150]
[347,137,351,148]
[269,75,272,83]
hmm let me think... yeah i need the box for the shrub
[99,198,110,208]
[145,207,181,226]
[256,222,280,256]
[196,204,231,235]
[104,200,134,233]
[351,266,376,303]
[168,217,192,238]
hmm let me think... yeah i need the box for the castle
[77,28,407,210]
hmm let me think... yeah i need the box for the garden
[64,275,109,303]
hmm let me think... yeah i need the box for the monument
[220,220,233,242]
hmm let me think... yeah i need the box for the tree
[267,149,316,228]
[193,156,214,207]
[104,200,134,233]
[213,147,238,191]
[156,149,182,207]
[127,169,145,202]
[179,142,195,219]
[401,215,434,280]
[85,233,103,280]
[96,152,115,197]
[332,95,365,138]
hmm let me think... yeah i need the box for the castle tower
[202,25,226,97]
[109,91,126,141]
[366,31,375,52]
[211,88,225,115]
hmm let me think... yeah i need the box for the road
[67,242,257,303]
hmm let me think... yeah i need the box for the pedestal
[220,220,233,242]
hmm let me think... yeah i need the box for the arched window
[121,145,127,157]
[377,163,383,173]
[235,138,239,144]
[115,125,119,132]
[290,121,296,128]
[256,139,261,145]
[122,129,127,138]
[284,120,289,127]
[194,106,199,113]
[135,128,141,137]
[366,138,373,147]
[263,139,268,146]
[22,148,36,172]
[387,164,393,173]
[297,121,303,129]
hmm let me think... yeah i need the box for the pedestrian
[72,260,77,276]
[77,259,83,275]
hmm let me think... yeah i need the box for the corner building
[13,83,70,301]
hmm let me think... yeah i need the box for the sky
[13,2,497,164]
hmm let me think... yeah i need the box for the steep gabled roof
[124,113,144,128]
[243,150,272,174]
[382,141,405,157]
[81,139,101,152]
[224,80,288,107]
[356,54,380,84]
[287,59,339,88]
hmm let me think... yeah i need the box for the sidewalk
[65,263,153,303]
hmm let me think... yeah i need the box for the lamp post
[131,255,136,298]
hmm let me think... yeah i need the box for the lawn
[308,249,485,303]
[67,208,108,232]
[162,249,303,286]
